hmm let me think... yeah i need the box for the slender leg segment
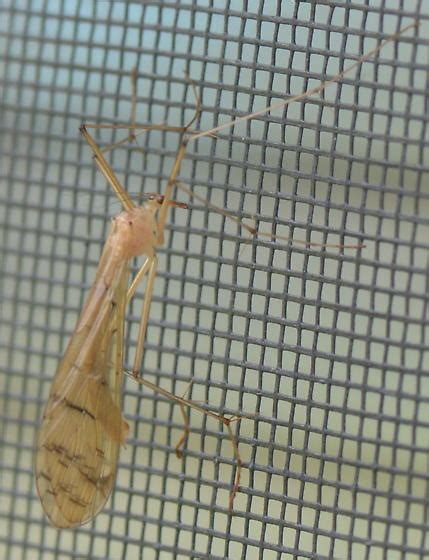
[126,257,152,303]
[80,125,135,212]
[131,256,157,376]
[124,369,242,510]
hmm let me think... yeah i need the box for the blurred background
[1,1,428,559]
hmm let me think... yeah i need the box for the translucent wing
[35,237,130,528]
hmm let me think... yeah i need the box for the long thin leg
[82,68,202,234]
[131,256,157,375]
[176,182,365,250]
[84,67,201,140]
[80,124,193,213]
[156,74,202,245]
[189,23,417,143]
[80,125,135,212]
[155,139,189,245]
[85,69,194,149]
[124,369,242,510]
[85,122,193,155]
[174,381,198,459]
[225,421,242,511]
[127,257,152,303]
[174,401,190,460]
[127,255,243,508]
[176,181,257,237]
[162,25,416,253]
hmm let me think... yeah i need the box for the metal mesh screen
[1,1,428,558]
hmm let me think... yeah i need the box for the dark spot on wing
[37,470,52,482]
[69,496,88,509]
[64,400,96,420]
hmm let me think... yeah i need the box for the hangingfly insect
[35,23,416,528]
[35,193,184,527]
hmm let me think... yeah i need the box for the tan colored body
[35,206,158,528]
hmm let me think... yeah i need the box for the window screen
[1,1,428,559]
